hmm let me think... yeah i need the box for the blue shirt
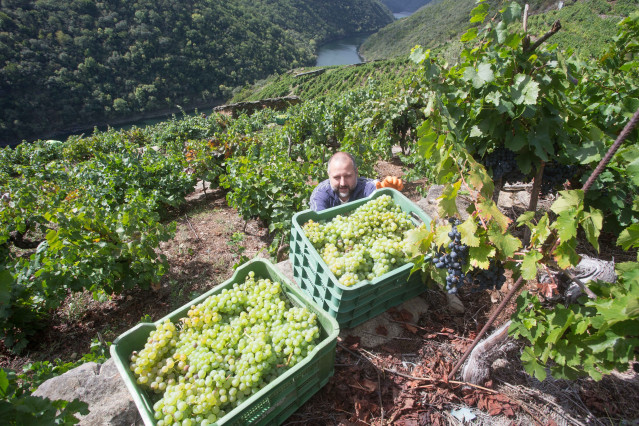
[309,177,377,211]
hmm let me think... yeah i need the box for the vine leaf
[500,1,522,25]
[511,74,539,105]
[582,208,603,252]
[458,217,480,247]
[409,46,427,64]
[521,347,547,381]
[550,190,584,214]
[404,225,434,257]
[530,128,554,161]
[477,199,511,232]
[516,211,535,226]
[528,215,552,247]
[466,160,494,199]
[554,210,579,242]
[545,306,575,345]
[628,157,639,186]
[438,181,461,218]
[416,119,438,158]
[435,223,453,249]
[504,32,524,49]
[522,251,543,280]
[461,27,478,42]
[553,239,580,269]
[470,1,489,24]
[487,224,521,258]
[469,245,495,269]
[617,223,639,251]
[463,63,494,89]
[554,338,582,367]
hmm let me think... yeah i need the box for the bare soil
[2,158,638,425]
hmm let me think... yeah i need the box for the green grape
[302,195,416,287]
[129,273,321,423]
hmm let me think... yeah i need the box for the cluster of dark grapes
[432,218,468,294]
[480,148,526,183]
[540,162,577,195]
[469,259,506,291]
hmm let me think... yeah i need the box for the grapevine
[129,271,320,425]
[406,2,639,383]
[432,217,469,294]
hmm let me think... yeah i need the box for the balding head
[328,152,358,175]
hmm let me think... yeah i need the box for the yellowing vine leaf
[467,161,494,199]
[458,217,480,247]
[404,225,434,257]
[476,199,511,232]
[438,181,461,218]
[435,223,452,249]
[469,245,495,269]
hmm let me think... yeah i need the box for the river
[315,11,417,66]
[314,33,372,67]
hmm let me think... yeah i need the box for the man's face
[329,158,358,201]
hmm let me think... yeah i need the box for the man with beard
[309,152,401,212]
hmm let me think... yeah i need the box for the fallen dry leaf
[399,309,414,322]
[403,323,418,334]
[537,280,558,299]
[360,378,378,393]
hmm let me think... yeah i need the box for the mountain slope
[0,0,393,145]
[360,0,637,60]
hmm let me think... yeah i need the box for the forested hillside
[0,0,393,145]
[360,0,638,60]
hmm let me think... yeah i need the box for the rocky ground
[2,157,638,425]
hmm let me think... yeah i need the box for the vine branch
[524,20,562,54]
[582,106,639,193]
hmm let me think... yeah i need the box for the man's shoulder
[312,179,332,193]
[357,177,376,185]
[356,177,377,195]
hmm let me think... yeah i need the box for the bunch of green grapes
[128,271,321,426]
[302,195,415,287]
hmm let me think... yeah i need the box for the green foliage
[221,152,316,235]
[19,337,110,392]
[510,264,639,381]
[0,368,89,425]
[403,1,638,382]
[0,132,195,351]
[361,0,476,60]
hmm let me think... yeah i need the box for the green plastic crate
[110,258,339,426]
[290,188,432,328]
